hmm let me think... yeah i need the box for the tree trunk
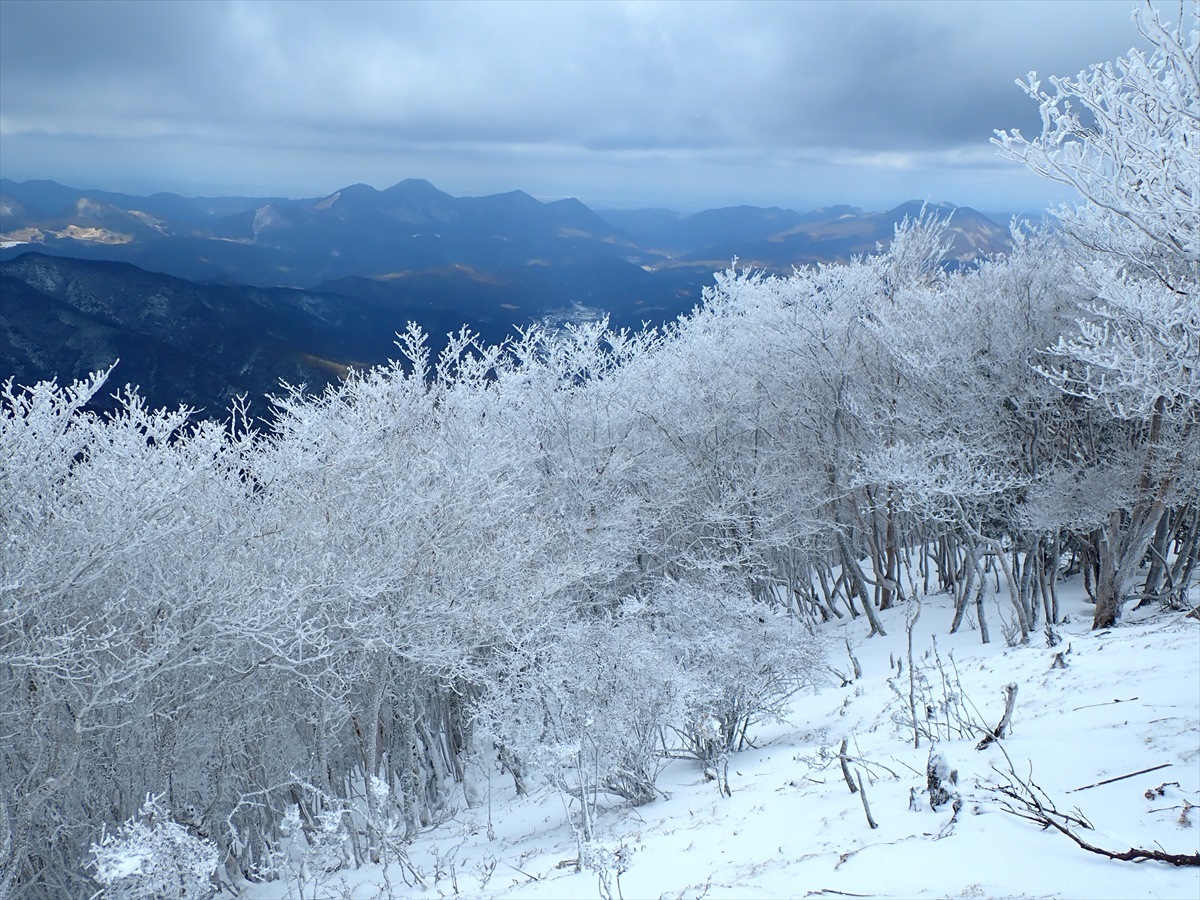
[989,540,1031,643]
[838,533,886,637]
[949,538,977,634]
[1141,510,1172,601]
[1093,501,1169,629]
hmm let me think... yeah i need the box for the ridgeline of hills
[0,178,1011,418]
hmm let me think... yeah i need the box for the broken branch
[1069,763,1171,793]
[975,682,1018,750]
[987,760,1199,868]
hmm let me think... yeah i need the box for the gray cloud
[0,0,1164,211]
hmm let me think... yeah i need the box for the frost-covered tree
[673,212,974,633]
[1,373,263,898]
[89,794,219,900]
[647,574,825,764]
[476,609,681,827]
[13,41,1200,887]
[995,3,1200,627]
[994,5,1199,304]
[858,227,1102,637]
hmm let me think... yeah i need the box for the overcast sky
[0,0,1167,213]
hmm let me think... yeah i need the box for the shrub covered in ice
[89,794,219,900]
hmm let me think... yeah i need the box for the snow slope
[246,581,1200,900]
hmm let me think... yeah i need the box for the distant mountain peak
[381,179,454,202]
[889,199,957,217]
[386,178,439,191]
[321,183,379,204]
[547,197,589,211]
[490,188,540,205]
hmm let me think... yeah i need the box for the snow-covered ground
[247,581,1200,899]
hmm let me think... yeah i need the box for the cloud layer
[0,0,1158,211]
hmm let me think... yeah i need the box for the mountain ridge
[1,178,1013,420]
[1,178,1011,286]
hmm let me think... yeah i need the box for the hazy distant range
[0,178,1012,418]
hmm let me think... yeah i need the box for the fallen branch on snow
[1071,696,1137,712]
[1069,763,1171,793]
[986,760,1200,868]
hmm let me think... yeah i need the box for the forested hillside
[1,8,1196,899]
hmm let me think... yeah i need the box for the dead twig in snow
[503,862,543,883]
[1071,696,1138,711]
[988,766,1094,830]
[1069,763,1171,793]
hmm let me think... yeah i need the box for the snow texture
[243,584,1200,900]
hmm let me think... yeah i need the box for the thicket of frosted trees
[1,7,1196,898]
